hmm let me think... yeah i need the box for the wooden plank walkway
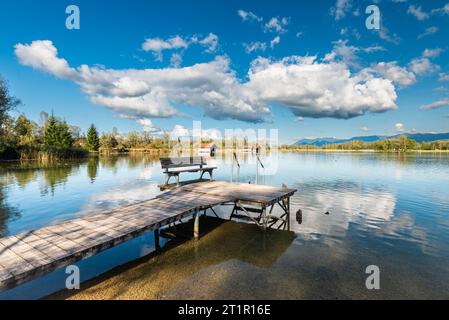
[0,181,296,292]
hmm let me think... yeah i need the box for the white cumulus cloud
[246,56,398,119]
[395,123,405,132]
[142,35,188,61]
[138,118,160,133]
[197,33,219,53]
[15,40,400,122]
[141,34,218,62]
[409,58,439,75]
[14,40,78,79]
[373,62,416,87]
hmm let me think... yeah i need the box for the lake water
[1,152,449,299]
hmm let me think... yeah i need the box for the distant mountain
[399,132,449,143]
[292,137,338,147]
[293,132,449,146]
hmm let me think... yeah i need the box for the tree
[0,76,20,125]
[58,120,74,148]
[0,116,16,155]
[100,133,118,149]
[398,135,417,152]
[126,131,141,148]
[14,114,36,147]
[1,76,21,153]
[86,124,100,151]
[44,115,59,147]
[44,115,73,149]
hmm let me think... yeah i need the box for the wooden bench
[160,156,217,186]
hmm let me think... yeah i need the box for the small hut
[199,143,218,156]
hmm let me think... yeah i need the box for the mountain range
[293,132,449,147]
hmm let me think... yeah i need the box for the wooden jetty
[0,180,297,292]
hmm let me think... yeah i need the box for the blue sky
[1,0,448,144]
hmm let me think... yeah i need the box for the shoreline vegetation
[2,75,449,163]
[279,149,449,153]
[280,135,449,153]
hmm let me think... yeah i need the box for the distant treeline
[0,110,180,160]
[0,111,87,160]
[0,75,177,161]
[283,135,449,152]
[1,74,269,161]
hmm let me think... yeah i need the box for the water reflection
[0,180,20,237]
[86,157,99,183]
[40,165,79,196]
[81,184,162,213]
[12,170,38,189]
[291,181,396,237]
[289,179,440,256]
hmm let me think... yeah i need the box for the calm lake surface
[1,152,449,299]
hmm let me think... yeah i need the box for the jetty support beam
[194,210,200,240]
[229,196,293,231]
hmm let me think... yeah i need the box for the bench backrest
[160,156,206,169]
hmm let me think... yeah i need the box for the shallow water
[1,152,449,299]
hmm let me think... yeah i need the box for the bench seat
[160,157,217,186]
[165,165,217,173]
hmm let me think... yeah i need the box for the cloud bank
[15,40,399,122]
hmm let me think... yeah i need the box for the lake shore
[278,149,449,153]
[3,148,449,163]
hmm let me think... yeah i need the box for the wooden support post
[154,226,160,251]
[287,197,291,231]
[194,210,200,240]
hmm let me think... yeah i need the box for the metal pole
[256,158,259,185]
[231,153,234,182]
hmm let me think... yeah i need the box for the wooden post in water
[194,210,200,240]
